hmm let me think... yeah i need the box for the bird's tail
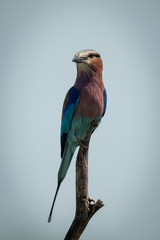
[48,143,76,222]
[48,182,61,222]
[58,143,76,183]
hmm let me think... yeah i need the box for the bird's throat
[75,63,102,90]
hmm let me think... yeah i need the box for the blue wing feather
[61,86,80,158]
[102,87,107,117]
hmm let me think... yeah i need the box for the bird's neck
[75,64,103,90]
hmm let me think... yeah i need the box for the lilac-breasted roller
[48,49,107,222]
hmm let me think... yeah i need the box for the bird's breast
[76,82,104,119]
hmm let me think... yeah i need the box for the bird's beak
[72,56,85,63]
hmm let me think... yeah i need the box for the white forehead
[74,49,100,58]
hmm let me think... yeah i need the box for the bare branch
[64,121,104,240]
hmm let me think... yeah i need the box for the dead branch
[64,121,104,240]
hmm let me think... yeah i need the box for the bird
[48,49,107,222]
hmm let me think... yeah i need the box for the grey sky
[0,0,160,239]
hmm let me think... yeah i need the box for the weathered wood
[64,121,104,240]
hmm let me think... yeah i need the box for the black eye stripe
[88,53,100,58]
[88,53,94,58]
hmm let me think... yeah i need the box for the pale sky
[0,0,160,239]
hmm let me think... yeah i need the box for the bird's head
[72,49,103,74]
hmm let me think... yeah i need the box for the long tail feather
[48,144,76,222]
[48,182,61,222]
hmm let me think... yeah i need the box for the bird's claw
[75,136,88,150]
[92,120,99,129]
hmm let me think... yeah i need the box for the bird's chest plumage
[76,81,104,119]
[67,82,104,145]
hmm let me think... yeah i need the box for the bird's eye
[88,53,94,58]
[88,53,100,59]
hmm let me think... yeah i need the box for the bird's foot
[92,120,99,128]
[75,136,88,150]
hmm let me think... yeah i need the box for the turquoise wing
[61,86,80,158]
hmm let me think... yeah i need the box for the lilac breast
[76,81,104,119]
